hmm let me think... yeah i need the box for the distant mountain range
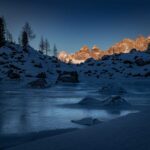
[58,36,150,64]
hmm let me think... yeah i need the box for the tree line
[0,17,58,56]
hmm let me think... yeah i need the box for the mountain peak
[91,45,101,51]
[80,45,90,52]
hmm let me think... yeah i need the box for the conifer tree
[53,44,58,57]
[22,31,28,52]
[45,39,50,55]
[146,43,150,53]
[0,17,5,47]
[22,22,35,42]
[39,37,45,53]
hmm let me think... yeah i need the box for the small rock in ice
[71,117,102,126]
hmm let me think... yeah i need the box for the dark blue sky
[0,0,150,53]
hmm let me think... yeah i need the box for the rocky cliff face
[58,36,150,64]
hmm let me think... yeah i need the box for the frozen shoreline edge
[0,128,78,150]
[6,106,150,150]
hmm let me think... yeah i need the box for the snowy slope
[0,43,72,86]
[77,50,150,81]
[0,43,150,86]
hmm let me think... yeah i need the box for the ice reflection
[0,81,146,135]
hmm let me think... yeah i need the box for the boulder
[34,63,42,68]
[77,95,130,107]
[36,72,46,79]
[57,71,79,83]
[71,117,101,126]
[28,79,48,88]
[78,96,101,106]
[101,95,130,106]
[135,58,145,66]
[7,70,20,79]
[144,72,150,77]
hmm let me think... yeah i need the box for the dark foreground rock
[78,96,130,107]
[71,117,102,126]
[57,71,79,83]
[102,95,130,106]
[28,79,48,88]
[7,70,20,79]
[78,97,101,106]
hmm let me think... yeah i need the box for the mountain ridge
[58,36,150,64]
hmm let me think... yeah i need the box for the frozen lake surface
[0,79,150,136]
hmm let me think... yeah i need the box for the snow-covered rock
[78,97,101,106]
[101,95,130,106]
[77,96,130,107]
[56,71,79,83]
[71,117,101,126]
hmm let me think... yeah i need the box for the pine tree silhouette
[23,22,35,41]
[22,31,28,52]
[39,37,45,54]
[53,44,58,57]
[146,43,150,53]
[45,39,50,55]
[0,17,5,47]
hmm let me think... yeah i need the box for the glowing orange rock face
[58,36,150,64]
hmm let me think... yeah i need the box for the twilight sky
[0,0,150,53]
